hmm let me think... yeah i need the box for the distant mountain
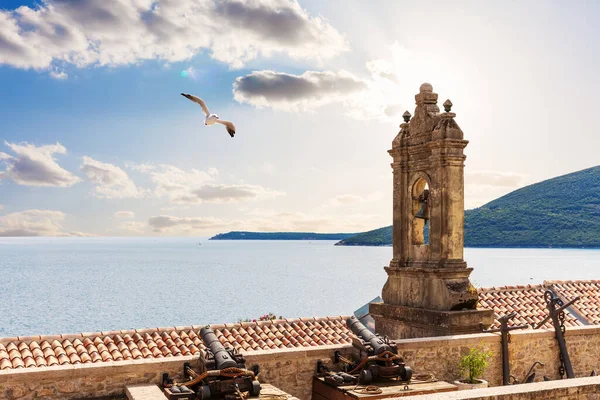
[335,166,600,248]
[210,231,357,240]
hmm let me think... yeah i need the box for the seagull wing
[215,120,236,137]
[181,93,210,117]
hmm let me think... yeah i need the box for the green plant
[237,313,283,323]
[467,281,478,296]
[459,347,492,384]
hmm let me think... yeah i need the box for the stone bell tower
[370,83,493,339]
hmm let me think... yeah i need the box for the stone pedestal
[382,266,478,311]
[371,302,493,339]
[373,265,493,339]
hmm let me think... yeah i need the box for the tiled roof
[0,316,352,371]
[547,280,600,325]
[2,280,599,372]
[477,284,583,330]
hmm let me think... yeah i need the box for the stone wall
[0,344,351,400]
[0,355,199,400]
[2,326,600,400]
[401,376,600,399]
[245,344,355,400]
[396,325,600,386]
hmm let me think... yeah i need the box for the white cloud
[0,141,81,187]
[132,163,215,201]
[233,70,367,111]
[80,156,143,199]
[188,183,283,204]
[0,204,3,211]
[114,210,135,219]
[132,163,282,204]
[148,215,234,233]
[233,42,459,121]
[0,0,347,74]
[49,68,67,79]
[127,162,155,173]
[206,167,219,178]
[0,209,93,237]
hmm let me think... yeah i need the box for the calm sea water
[1,237,600,337]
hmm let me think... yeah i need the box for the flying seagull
[181,93,236,137]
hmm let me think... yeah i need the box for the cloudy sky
[0,0,598,237]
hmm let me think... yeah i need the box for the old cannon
[161,326,261,400]
[345,316,413,384]
[318,316,413,386]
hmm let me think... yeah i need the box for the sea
[1,237,600,338]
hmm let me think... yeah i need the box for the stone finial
[402,111,411,123]
[443,99,453,112]
[419,83,433,93]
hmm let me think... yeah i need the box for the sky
[0,0,599,237]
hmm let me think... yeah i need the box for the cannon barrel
[346,316,393,355]
[200,326,237,369]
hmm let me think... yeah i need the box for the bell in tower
[414,189,429,220]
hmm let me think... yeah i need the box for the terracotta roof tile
[1,316,353,371]
[0,359,11,370]
[478,283,583,329]
[547,280,600,325]
[12,358,24,368]
[6,282,594,373]
[80,353,91,363]
[34,355,47,367]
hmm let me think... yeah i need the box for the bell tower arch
[371,83,493,339]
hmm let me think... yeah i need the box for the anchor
[533,290,580,379]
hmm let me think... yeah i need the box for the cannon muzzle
[346,316,394,355]
[200,326,237,369]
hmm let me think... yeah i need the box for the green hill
[335,166,600,248]
[334,226,393,246]
[210,231,356,240]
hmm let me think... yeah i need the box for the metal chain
[166,367,256,388]
[559,353,565,379]
[557,303,566,379]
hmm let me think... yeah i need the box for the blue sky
[0,0,599,236]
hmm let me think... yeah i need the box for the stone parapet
[244,344,355,400]
[2,326,600,400]
[399,375,600,399]
[0,355,199,400]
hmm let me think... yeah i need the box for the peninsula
[209,231,357,240]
